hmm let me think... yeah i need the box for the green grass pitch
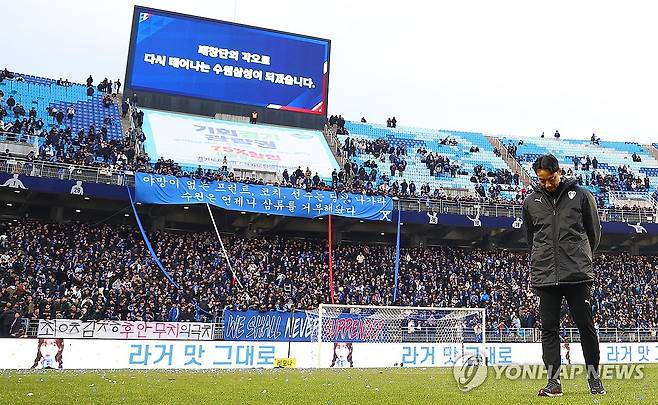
[1,365,656,404]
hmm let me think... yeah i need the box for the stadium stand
[1,69,656,211]
[1,220,657,335]
[500,135,658,208]
[0,70,131,172]
[0,71,122,141]
[337,121,524,202]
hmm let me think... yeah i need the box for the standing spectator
[136,110,144,127]
[0,303,15,337]
[121,100,129,118]
[391,117,397,128]
[9,312,23,337]
[86,75,93,87]
[168,303,180,322]
[398,159,406,177]
[512,314,521,336]
[409,181,416,196]
[113,79,122,96]
[55,109,65,125]
[250,111,258,124]
[12,104,25,119]
[67,105,75,122]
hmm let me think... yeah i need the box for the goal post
[309,304,486,368]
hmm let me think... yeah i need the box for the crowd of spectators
[439,136,458,146]
[0,68,16,82]
[343,137,396,160]
[591,133,601,145]
[328,115,347,135]
[558,167,651,194]
[336,128,530,204]
[1,220,657,337]
[508,147,654,207]
[504,141,519,158]
[2,85,655,211]
[419,149,459,178]
[33,124,142,172]
[86,76,121,99]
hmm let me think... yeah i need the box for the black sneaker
[588,378,607,395]
[538,379,563,397]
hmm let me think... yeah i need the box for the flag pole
[394,207,401,302]
[328,214,335,304]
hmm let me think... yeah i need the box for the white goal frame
[314,304,486,368]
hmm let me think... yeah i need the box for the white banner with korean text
[1,340,658,369]
[141,109,340,177]
[37,319,215,341]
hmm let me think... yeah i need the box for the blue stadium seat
[499,136,658,205]
[0,74,123,145]
[341,121,512,194]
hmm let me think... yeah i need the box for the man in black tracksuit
[522,154,606,396]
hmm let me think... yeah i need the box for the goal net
[306,304,486,368]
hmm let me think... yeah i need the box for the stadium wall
[3,340,656,370]
[128,91,328,130]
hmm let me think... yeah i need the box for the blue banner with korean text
[135,173,393,221]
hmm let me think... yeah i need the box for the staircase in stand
[485,134,533,187]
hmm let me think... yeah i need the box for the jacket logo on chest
[568,191,576,200]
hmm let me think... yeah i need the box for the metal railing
[1,155,656,223]
[398,198,524,218]
[322,123,346,168]
[0,157,133,186]
[486,134,533,186]
[609,191,656,209]
[651,194,658,211]
[397,197,657,223]
[486,327,658,343]
[0,131,40,147]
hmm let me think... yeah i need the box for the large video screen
[126,7,330,115]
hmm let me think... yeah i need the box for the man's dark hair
[532,154,560,174]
